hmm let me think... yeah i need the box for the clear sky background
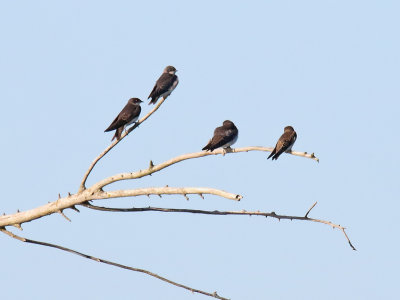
[1,1,399,299]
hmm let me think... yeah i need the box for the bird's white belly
[126,116,139,127]
[222,133,238,148]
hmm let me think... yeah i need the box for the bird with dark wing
[267,126,297,160]
[148,66,179,105]
[202,120,239,152]
[104,98,143,141]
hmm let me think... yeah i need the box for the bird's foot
[224,147,233,155]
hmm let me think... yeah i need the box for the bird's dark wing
[202,127,236,151]
[105,105,140,132]
[267,146,277,159]
[148,73,177,100]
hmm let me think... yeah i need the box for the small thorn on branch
[70,205,80,213]
[199,193,204,199]
[13,224,23,231]
[58,210,71,222]
[158,194,162,198]
[58,193,61,199]
[305,201,318,218]
[149,160,154,169]
[68,192,71,197]
[184,194,189,201]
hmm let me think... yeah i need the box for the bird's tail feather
[267,150,275,160]
[111,127,123,141]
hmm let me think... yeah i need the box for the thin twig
[79,97,167,192]
[305,201,317,218]
[82,203,356,251]
[0,228,229,300]
[94,147,319,190]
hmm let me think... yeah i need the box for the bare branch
[0,228,229,300]
[96,187,242,201]
[83,203,356,250]
[79,97,167,192]
[94,147,319,190]
[0,187,240,227]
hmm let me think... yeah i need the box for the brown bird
[148,66,179,105]
[267,126,297,160]
[104,98,143,141]
[202,120,239,152]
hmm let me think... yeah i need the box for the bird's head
[222,120,236,128]
[164,66,177,74]
[129,98,143,105]
[284,126,295,132]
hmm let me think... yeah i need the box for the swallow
[148,66,179,105]
[267,126,297,160]
[202,120,239,152]
[104,98,143,141]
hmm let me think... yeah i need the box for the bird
[202,120,239,152]
[104,98,143,141]
[148,66,179,105]
[267,126,297,160]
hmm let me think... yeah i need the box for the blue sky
[1,1,399,299]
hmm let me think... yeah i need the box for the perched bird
[148,66,179,105]
[104,98,143,141]
[267,126,297,160]
[202,120,239,152]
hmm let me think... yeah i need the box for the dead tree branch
[95,187,242,201]
[94,147,319,190]
[0,146,316,228]
[82,202,356,251]
[0,187,240,227]
[0,228,229,300]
